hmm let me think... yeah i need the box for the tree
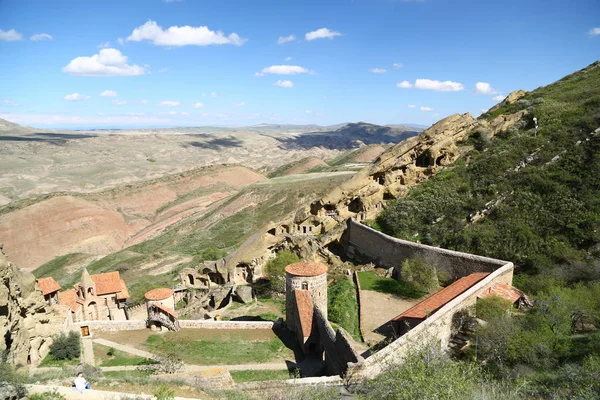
[50,332,80,360]
[265,251,299,293]
[400,258,439,292]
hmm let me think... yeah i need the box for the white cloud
[125,112,145,116]
[274,80,294,88]
[398,78,464,92]
[112,100,127,105]
[233,101,245,107]
[277,35,296,44]
[254,72,265,77]
[100,90,117,97]
[259,65,309,75]
[202,92,218,97]
[97,41,111,48]
[126,20,246,47]
[3,99,18,106]
[305,110,312,114]
[180,111,189,116]
[64,93,90,101]
[420,106,433,111]
[393,62,403,69]
[62,48,146,77]
[588,27,600,36]
[415,79,463,92]
[160,100,180,107]
[193,102,204,108]
[0,29,23,41]
[474,82,498,95]
[369,68,387,73]
[492,95,505,102]
[140,99,148,104]
[30,33,53,41]
[285,56,292,61]
[408,104,416,108]
[305,28,341,41]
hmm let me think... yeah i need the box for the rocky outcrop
[189,110,529,284]
[0,247,59,366]
[488,89,528,114]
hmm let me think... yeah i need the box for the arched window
[302,281,309,290]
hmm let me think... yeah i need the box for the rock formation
[200,107,530,282]
[0,247,59,366]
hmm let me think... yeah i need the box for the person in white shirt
[73,372,91,392]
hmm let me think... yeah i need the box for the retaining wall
[343,220,507,281]
[315,308,363,376]
[178,320,281,329]
[352,272,366,341]
[71,320,146,332]
[348,262,513,378]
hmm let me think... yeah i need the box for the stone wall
[353,272,366,340]
[314,308,363,376]
[343,220,508,281]
[178,320,281,330]
[70,320,147,332]
[347,262,513,378]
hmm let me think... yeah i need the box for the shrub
[154,384,175,400]
[265,251,300,293]
[50,332,80,361]
[0,362,27,400]
[400,258,439,292]
[476,296,513,321]
[29,390,66,400]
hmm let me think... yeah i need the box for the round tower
[144,288,175,311]
[285,261,328,319]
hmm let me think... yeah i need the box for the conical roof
[81,268,94,289]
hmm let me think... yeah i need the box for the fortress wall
[178,320,281,330]
[315,308,362,376]
[347,262,514,378]
[70,320,147,332]
[343,220,508,281]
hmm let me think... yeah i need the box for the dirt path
[360,290,420,345]
[92,338,160,360]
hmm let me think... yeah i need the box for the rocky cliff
[0,247,58,366]
[206,94,529,281]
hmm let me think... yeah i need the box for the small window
[81,326,90,337]
[302,282,309,290]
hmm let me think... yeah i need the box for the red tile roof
[58,289,83,311]
[145,288,173,301]
[478,282,523,303]
[91,271,127,296]
[393,272,490,321]
[37,277,61,295]
[285,262,328,277]
[152,302,179,319]
[116,279,130,300]
[294,289,314,338]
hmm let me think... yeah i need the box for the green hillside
[372,62,600,397]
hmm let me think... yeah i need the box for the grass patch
[94,343,156,367]
[102,370,154,379]
[230,369,291,383]
[328,278,361,341]
[39,353,80,367]
[357,271,425,299]
[144,332,295,365]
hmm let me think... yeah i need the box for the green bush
[50,332,80,361]
[154,384,175,400]
[476,296,513,321]
[400,258,439,292]
[0,362,27,399]
[29,390,66,400]
[265,250,300,293]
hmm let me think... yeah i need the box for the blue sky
[0,0,599,129]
